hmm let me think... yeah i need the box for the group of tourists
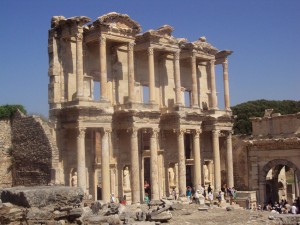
[264,197,300,214]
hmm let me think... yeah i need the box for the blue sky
[0,0,299,117]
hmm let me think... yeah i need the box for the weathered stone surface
[84,214,121,224]
[170,202,183,210]
[0,186,83,208]
[150,211,172,222]
[0,202,25,224]
[226,206,234,211]
[27,207,53,220]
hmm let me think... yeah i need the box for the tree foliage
[231,99,300,135]
[0,104,27,119]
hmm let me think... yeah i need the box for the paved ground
[168,204,281,225]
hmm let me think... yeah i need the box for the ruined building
[48,12,234,203]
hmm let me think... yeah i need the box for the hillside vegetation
[0,105,26,119]
[231,99,300,135]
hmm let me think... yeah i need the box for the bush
[0,104,26,119]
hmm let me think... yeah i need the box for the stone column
[294,171,299,197]
[226,131,234,188]
[174,51,182,105]
[150,128,159,200]
[99,35,108,101]
[128,42,135,103]
[129,128,140,203]
[212,129,221,191]
[193,129,201,188]
[148,47,156,104]
[77,127,87,193]
[191,52,199,108]
[223,59,231,110]
[101,128,111,203]
[210,60,218,109]
[76,30,84,98]
[176,129,186,196]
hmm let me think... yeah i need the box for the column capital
[210,59,216,65]
[148,47,154,56]
[128,42,135,51]
[193,129,202,137]
[75,32,83,41]
[101,127,112,135]
[174,51,180,60]
[150,128,160,137]
[212,129,220,135]
[173,128,185,136]
[77,127,86,138]
[222,58,228,66]
[99,35,106,46]
[127,127,138,137]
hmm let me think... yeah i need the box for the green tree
[231,99,300,135]
[0,104,26,119]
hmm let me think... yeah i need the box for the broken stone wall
[0,119,13,187]
[11,111,53,186]
[232,135,249,190]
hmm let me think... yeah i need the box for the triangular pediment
[94,12,141,34]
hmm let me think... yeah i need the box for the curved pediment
[94,12,141,34]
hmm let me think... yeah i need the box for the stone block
[0,186,83,208]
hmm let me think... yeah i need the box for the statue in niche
[168,167,175,187]
[203,164,210,184]
[123,166,130,190]
[71,171,78,187]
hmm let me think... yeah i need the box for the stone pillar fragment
[226,131,234,188]
[129,128,140,203]
[148,47,156,104]
[191,53,199,108]
[174,51,182,105]
[128,42,135,103]
[150,129,159,200]
[176,129,186,196]
[77,127,87,193]
[193,129,201,188]
[99,35,108,101]
[76,30,84,99]
[223,59,231,110]
[210,60,218,109]
[101,128,111,203]
[212,129,221,191]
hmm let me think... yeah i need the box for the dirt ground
[167,204,281,225]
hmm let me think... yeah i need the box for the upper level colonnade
[48,12,233,112]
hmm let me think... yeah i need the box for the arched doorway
[259,159,300,205]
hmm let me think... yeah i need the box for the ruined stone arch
[260,159,300,183]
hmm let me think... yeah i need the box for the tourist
[207,184,212,194]
[291,203,298,214]
[208,190,214,205]
[171,187,177,200]
[186,186,192,202]
[110,193,115,203]
[144,193,150,204]
[216,191,222,207]
[120,195,126,205]
[194,190,200,205]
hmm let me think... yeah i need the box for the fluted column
[193,129,201,188]
[129,128,140,203]
[148,47,156,104]
[128,42,135,103]
[191,52,199,108]
[210,60,218,109]
[101,128,111,202]
[76,30,84,98]
[212,129,221,191]
[223,59,231,111]
[99,35,108,101]
[174,51,182,105]
[77,127,86,192]
[226,131,234,188]
[176,129,186,196]
[150,128,159,200]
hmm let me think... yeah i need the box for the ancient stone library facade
[48,12,235,203]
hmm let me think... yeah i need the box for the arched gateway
[258,159,300,205]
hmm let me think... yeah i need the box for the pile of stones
[0,186,178,225]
